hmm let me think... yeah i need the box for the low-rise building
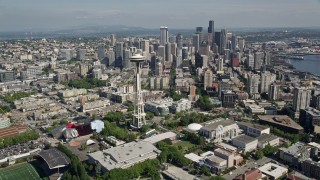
[302,160,320,180]
[299,107,320,133]
[81,100,110,112]
[237,122,270,137]
[279,142,311,168]
[58,88,87,98]
[214,148,243,168]
[88,141,161,172]
[14,96,55,112]
[170,99,192,113]
[257,134,280,149]
[233,168,263,180]
[231,135,258,153]
[199,119,240,142]
[258,163,288,179]
[258,115,304,134]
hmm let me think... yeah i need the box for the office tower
[248,74,260,99]
[182,47,188,60]
[190,85,196,96]
[79,64,91,77]
[61,49,73,61]
[246,54,255,69]
[264,51,271,65]
[222,91,236,108]
[107,51,115,67]
[218,82,229,99]
[149,44,154,53]
[199,41,210,56]
[150,52,157,71]
[231,58,240,67]
[165,43,172,62]
[76,49,86,61]
[141,40,150,54]
[254,51,264,70]
[97,44,105,61]
[215,32,221,48]
[203,69,213,90]
[220,29,227,55]
[231,35,237,52]
[269,83,280,101]
[133,38,141,49]
[193,34,200,52]
[155,61,163,76]
[115,42,124,68]
[176,48,183,69]
[176,34,183,48]
[110,34,116,46]
[299,107,320,133]
[208,20,215,42]
[201,55,208,68]
[293,87,312,112]
[123,49,131,69]
[160,26,168,46]
[157,45,166,63]
[195,52,203,68]
[170,43,177,57]
[169,36,176,43]
[196,27,203,41]
[130,54,146,128]
[260,71,275,93]
[217,57,224,72]
[238,38,245,53]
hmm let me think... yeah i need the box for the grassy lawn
[0,163,41,180]
[173,141,196,153]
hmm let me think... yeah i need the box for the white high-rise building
[160,26,168,46]
[192,34,200,52]
[260,71,276,93]
[217,57,224,72]
[293,87,311,112]
[246,54,254,69]
[269,83,280,101]
[141,40,150,54]
[248,74,260,99]
[157,46,166,63]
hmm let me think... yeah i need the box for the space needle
[130,54,146,128]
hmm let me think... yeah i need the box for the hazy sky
[1,0,320,32]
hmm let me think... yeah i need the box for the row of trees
[176,112,214,126]
[68,78,106,89]
[197,96,214,111]
[255,145,279,159]
[104,159,160,180]
[1,92,32,103]
[156,140,192,167]
[101,121,136,142]
[182,131,206,146]
[58,144,90,180]
[0,131,39,149]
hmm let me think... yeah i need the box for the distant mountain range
[0,24,319,40]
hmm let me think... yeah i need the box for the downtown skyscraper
[160,26,168,46]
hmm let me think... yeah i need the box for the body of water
[289,55,320,76]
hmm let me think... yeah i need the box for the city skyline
[1,0,320,32]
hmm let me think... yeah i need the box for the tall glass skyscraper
[160,26,168,46]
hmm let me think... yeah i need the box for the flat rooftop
[201,119,235,131]
[257,134,279,143]
[279,142,311,156]
[143,132,176,144]
[88,141,161,171]
[163,165,196,180]
[258,115,304,130]
[232,135,257,144]
[258,163,288,178]
[237,121,269,131]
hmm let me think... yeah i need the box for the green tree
[256,150,264,159]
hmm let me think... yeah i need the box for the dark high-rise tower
[208,20,215,50]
